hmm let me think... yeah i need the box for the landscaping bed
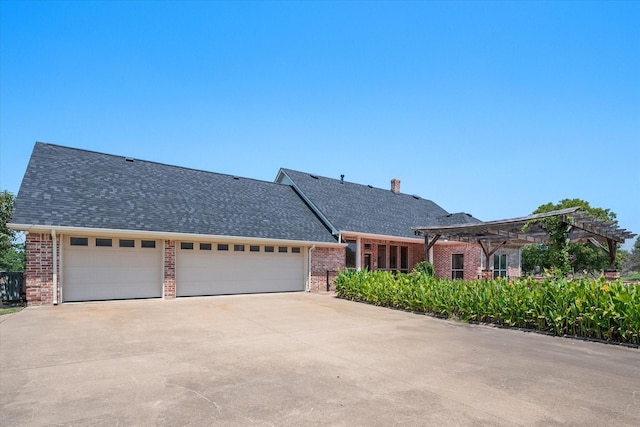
[335,270,640,345]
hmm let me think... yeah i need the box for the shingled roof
[276,168,481,239]
[10,143,337,243]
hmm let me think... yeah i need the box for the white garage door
[63,236,162,302]
[176,242,305,297]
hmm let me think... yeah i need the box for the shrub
[412,261,434,277]
[335,270,640,344]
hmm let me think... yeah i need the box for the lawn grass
[0,306,23,316]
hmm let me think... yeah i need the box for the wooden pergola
[412,207,636,274]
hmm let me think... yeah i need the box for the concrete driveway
[1,293,638,426]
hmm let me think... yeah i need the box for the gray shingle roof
[279,168,481,239]
[11,143,337,243]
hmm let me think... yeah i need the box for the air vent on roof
[125,158,134,163]
[466,213,472,217]
[413,195,420,200]
[310,174,319,179]
[233,176,240,180]
[446,214,452,217]
[367,185,373,188]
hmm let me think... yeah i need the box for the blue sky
[1,0,638,248]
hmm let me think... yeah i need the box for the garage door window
[119,239,135,248]
[180,242,194,250]
[250,245,260,252]
[70,237,88,246]
[217,244,229,251]
[234,244,245,252]
[96,238,112,247]
[292,247,301,253]
[199,243,212,250]
[279,246,288,253]
[142,240,156,248]
[265,246,274,253]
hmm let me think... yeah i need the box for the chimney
[391,178,401,194]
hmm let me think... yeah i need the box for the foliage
[0,243,25,271]
[522,198,619,276]
[335,270,640,344]
[0,191,25,271]
[0,190,16,254]
[623,236,640,274]
[412,261,434,277]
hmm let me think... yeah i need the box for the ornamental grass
[335,270,640,344]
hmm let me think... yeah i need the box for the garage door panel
[177,246,304,297]
[63,238,162,302]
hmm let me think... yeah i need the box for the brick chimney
[391,178,401,194]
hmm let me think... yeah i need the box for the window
[200,243,212,250]
[278,246,288,253]
[96,238,112,247]
[70,237,88,246]
[120,239,135,248]
[452,254,464,279]
[364,243,372,250]
[378,245,387,269]
[250,245,260,252]
[346,240,357,269]
[400,246,409,272]
[180,242,193,250]
[494,254,508,279]
[390,245,398,270]
[234,244,245,252]
[291,247,301,254]
[141,240,156,248]
[265,246,274,253]
[217,244,229,251]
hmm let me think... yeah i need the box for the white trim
[7,223,344,248]
[339,230,423,244]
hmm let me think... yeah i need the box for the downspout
[51,229,58,305]
[307,245,316,292]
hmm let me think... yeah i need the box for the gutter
[6,223,345,248]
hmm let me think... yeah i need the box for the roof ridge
[279,167,432,201]
[36,142,284,187]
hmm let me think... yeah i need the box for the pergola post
[423,234,440,262]
[478,240,507,279]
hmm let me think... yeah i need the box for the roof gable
[11,143,336,243]
[278,168,481,239]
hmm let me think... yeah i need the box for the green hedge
[335,270,640,344]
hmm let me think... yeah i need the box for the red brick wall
[163,240,176,298]
[433,243,482,280]
[310,247,345,292]
[25,233,59,306]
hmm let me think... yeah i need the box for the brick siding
[433,243,482,280]
[310,247,345,292]
[24,233,59,306]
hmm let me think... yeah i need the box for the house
[9,142,512,306]
[275,168,505,287]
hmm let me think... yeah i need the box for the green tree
[623,236,640,274]
[522,198,618,276]
[0,190,25,271]
[0,190,16,253]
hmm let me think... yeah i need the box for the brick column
[310,247,345,292]
[163,240,176,299]
[25,233,54,306]
[604,270,620,282]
